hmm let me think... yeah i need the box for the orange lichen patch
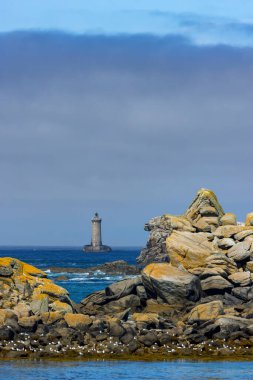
[64,313,92,328]
[14,274,37,287]
[50,300,73,313]
[143,262,196,282]
[31,293,48,301]
[38,282,69,298]
[23,263,47,278]
[0,257,15,267]
[132,312,159,323]
[166,230,214,270]
[0,257,47,279]
[246,213,253,227]
[188,301,224,322]
[41,311,64,325]
[144,303,174,314]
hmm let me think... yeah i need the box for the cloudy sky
[0,1,253,246]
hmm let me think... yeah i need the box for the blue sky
[1,0,253,46]
[0,2,253,246]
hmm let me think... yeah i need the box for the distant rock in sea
[47,260,140,278]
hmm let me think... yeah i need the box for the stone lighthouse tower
[83,213,112,252]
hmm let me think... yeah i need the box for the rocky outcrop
[185,188,224,231]
[3,188,253,360]
[46,260,140,278]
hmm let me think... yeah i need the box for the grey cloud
[0,32,253,245]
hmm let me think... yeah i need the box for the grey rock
[109,322,125,338]
[201,275,233,292]
[234,230,253,241]
[0,266,13,277]
[105,294,141,312]
[227,241,251,262]
[232,286,253,301]
[139,331,158,347]
[105,276,142,298]
[30,297,49,315]
[217,238,235,250]
[0,326,15,341]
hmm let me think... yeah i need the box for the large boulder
[142,263,201,305]
[64,313,92,331]
[188,301,224,322]
[166,230,215,270]
[185,188,224,231]
[246,213,253,226]
[220,213,237,226]
[105,277,142,298]
[227,241,252,262]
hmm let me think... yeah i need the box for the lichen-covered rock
[41,311,64,325]
[234,230,253,241]
[64,313,92,330]
[247,262,253,272]
[185,188,224,231]
[201,275,233,292]
[105,277,142,298]
[188,301,224,322]
[50,300,73,314]
[217,238,235,249]
[0,309,17,327]
[13,302,31,318]
[37,281,69,298]
[220,213,237,226]
[30,294,49,315]
[204,253,238,276]
[246,213,253,226]
[214,225,253,238]
[228,272,251,287]
[227,241,252,262]
[142,263,201,304]
[166,231,215,270]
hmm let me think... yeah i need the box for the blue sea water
[1,247,253,379]
[1,359,253,380]
[0,246,140,302]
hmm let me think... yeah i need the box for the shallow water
[1,359,253,380]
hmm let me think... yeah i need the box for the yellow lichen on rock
[22,262,47,278]
[37,282,69,298]
[50,300,73,313]
[246,212,253,226]
[132,312,159,324]
[166,230,215,270]
[188,301,224,322]
[64,313,92,329]
[185,188,224,221]
[41,311,64,325]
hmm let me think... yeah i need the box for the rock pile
[2,188,253,359]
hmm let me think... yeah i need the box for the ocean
[1,246,253,380]
[0,246,140,302]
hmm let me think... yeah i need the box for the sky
[0,1,253,246]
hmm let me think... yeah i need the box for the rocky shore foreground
[2,188,253,360]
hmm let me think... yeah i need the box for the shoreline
[1,337,253,361]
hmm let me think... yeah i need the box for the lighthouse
[83,213,112,252]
